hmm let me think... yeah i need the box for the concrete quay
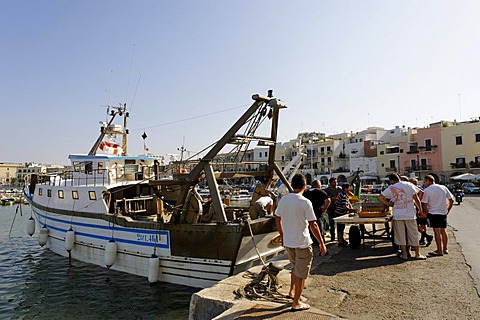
[189,225,480,319]
[189,246,342,320]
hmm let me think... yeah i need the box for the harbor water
[0,204,198,319]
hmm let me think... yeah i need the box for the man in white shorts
[378,173,426,260]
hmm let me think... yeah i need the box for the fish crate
[361,202,387,213]
[358,211,387,218]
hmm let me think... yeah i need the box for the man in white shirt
[378,173,426,260]
[275,174,327,311]
[254,195,274,218]
[421,175,454,256]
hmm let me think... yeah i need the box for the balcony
[385,167,397,172]
[470,161,480,168]
[418,145,438,152]
[406,149,419,154]
[450,163,467,169]
[405,165,432,172]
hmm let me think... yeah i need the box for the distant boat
[228,189,252,201]
[1,197,16,205]
[25,92,291,288]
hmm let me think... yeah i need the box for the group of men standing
[273,172,454,311]
[378,173,454,260]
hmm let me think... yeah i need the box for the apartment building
[0,162,23,184]
[441,119,480,178]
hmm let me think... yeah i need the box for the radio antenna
[129,74,142,113]
[105,69,113,122]
[125,44,136,106]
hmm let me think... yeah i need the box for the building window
[58,190,64,199]
[72,191,79,199]
[389,160,396,168]
[456,157,466,168]
[47,189,52,198]
[89,191,96,200]
[456,136,463,145]
[425,139,432,151]
[476,133,480,142]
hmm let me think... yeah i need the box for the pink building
[399,125,443,181]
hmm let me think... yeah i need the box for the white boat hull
[31,206,282,288]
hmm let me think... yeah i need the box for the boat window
[73,161,93,174]
[125,164,139,173]
[47,189,52,198]
[58,190,64,199]
[98,162,104,174]
[38,188,43,196]
[72,190,79,199]
[85,162,93,174]
[89,191,96,200]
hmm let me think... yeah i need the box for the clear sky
[2,1,480,165]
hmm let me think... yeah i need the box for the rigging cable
[124,44,136,104]
[131,104,250,131]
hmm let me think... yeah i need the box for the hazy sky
[2,1,480,164]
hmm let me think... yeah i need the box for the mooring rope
[234,217,289,303]
[234,262,289,303]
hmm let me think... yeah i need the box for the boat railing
[37,169,112,187]
[35,166,152,189]
[115,196,155,215]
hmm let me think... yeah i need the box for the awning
[451,173,478,181]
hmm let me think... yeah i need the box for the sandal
[287,295,308,302]
[443,250,449,255]
[413,255,427,260]
[428,251,443,257]
[291,302,310,312]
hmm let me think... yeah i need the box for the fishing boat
[24,91,293,288]
[1,197,16,205]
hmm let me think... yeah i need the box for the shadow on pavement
[312,240,405,276]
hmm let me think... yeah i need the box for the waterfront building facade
[0,162,23,185]
[440,119,480,178]
[400,125,442,181]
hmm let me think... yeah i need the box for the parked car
[462,182,480,194]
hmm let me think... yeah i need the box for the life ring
[100,141,123,155]
[175,167,188,174]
